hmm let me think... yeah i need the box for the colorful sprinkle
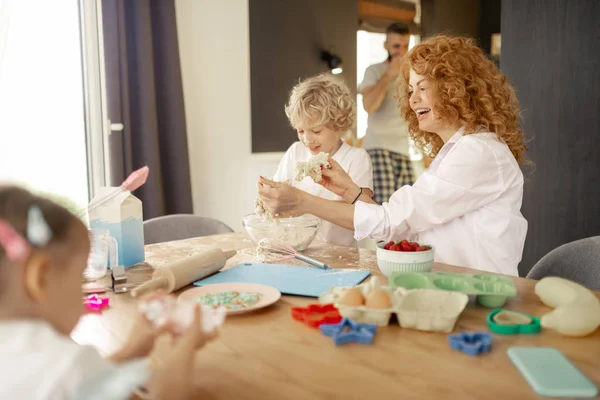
[194,290,262,310]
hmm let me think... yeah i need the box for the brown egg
[338,287,365,307]
[365,289,393,309]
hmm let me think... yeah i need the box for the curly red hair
[399,35,528,164]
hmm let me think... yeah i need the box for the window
[0,0,107,209]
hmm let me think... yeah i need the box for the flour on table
[295,152,330,183]
[255,245,285,263]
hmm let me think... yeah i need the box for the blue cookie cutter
[319,317,377,345]
[448,332,492,356]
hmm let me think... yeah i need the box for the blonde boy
[273,74,373,247]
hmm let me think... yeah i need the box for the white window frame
[78,0,110,199]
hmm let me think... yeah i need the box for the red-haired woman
[258,36,529,276]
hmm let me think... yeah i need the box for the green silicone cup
[389,272,517,307]
[477,294,508,308]
[390,272,430,289]
[487,308,541,334]
[432,277,471,292]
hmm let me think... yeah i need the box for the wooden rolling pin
[131,247,237,297]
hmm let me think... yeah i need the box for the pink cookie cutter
[84,295,110,311]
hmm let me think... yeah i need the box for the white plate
[178,283,281,315]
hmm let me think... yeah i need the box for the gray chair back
[526,236,600,291]
[143,214,234,245]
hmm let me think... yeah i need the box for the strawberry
[389,244,402,252]
[416,245,431,252]
[400,242,413,252]
[383,241,395,250]
[399,240,410,247]
[409,242,419,251]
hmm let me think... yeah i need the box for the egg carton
[394,289,469,333]
[318,276,402,326]
[319,277,469,332]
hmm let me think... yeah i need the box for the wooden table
[72,233,600,400]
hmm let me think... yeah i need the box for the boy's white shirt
[274,140,374,247]
[0,320,146,400]
[354,127,528,276]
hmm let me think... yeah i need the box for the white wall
[175,0,280,232]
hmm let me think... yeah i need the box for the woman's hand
[257,177,306,214]
[319,159,361,203]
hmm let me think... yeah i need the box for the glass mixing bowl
[242,213,321,251]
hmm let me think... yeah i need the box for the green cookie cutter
[487,308,541,335]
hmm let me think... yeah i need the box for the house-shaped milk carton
[88,188,145,268]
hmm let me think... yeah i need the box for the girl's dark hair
[0,185,81,262]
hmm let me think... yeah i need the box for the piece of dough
[254,177,277,221]
[535,277,600,336]
[254,197,274,222]
[295,152,330,182]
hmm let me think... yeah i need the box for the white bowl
[395,289,469,333]
[376,241,435,277]
[242,213,321,251]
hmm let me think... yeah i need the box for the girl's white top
[0,320,148,400]
[274,140,374,247]
[354,127,527,276]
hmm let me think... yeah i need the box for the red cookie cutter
[291,303,342,328]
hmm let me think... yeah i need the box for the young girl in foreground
[0,186,215,399]
[273,74,373,247]
[259,36,528,276]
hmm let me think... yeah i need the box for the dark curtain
[102,0,193,219]
[501,0,600,275]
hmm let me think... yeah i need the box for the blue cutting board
[193,262,371,297]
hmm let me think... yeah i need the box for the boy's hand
[257,177,306,214]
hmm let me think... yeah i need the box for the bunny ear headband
[0,205,53,262]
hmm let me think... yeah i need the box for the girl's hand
[319,159,360,202]
[148,304,217,400]
[257,177,305,214]
[110,292,174,363]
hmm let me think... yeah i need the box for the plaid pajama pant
[367,149,416,204]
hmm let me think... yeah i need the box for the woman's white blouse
[354,128,527,276]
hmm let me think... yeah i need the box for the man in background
[358,23,415,204]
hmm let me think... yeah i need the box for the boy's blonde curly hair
[285,74,356,134]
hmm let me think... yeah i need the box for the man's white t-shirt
[358,62,410,155]
[273,140,373,247]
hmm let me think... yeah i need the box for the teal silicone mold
[389,272,517,308]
